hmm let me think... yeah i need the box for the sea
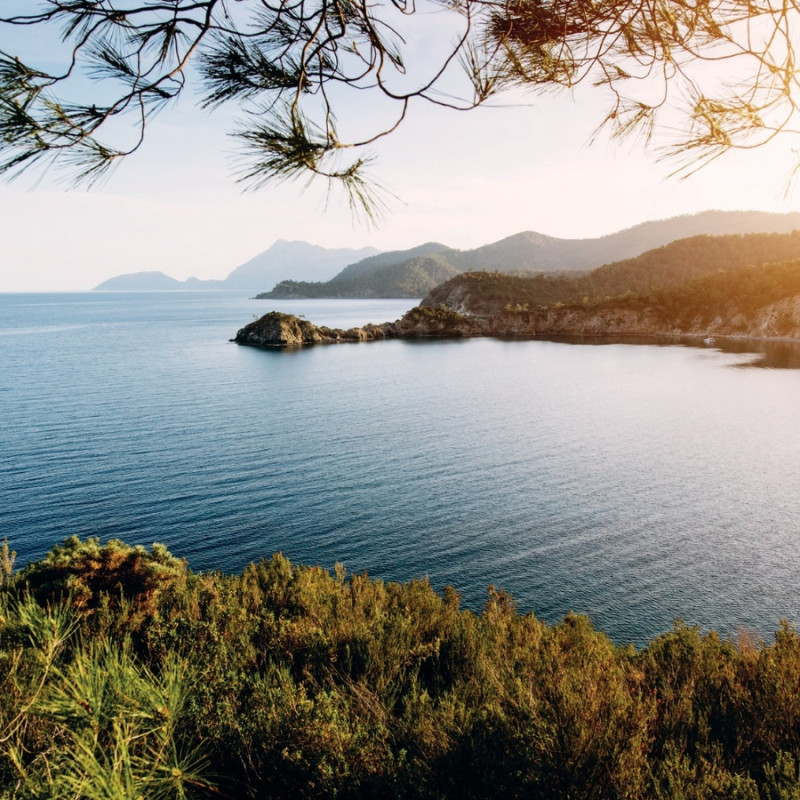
[3,290,800,647]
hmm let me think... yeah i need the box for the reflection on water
[535,333,800,370]
[715,338,800,369]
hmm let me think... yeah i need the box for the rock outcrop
[234,312,400,346]
[235,305,501,346]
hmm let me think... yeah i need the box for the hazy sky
[2,36,799,292]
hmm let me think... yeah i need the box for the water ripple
[4,293,800,646]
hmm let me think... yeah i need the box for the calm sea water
[3,291,800,647]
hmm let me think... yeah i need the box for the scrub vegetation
[4,536,800,798]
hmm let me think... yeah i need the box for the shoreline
[233,309,800,351]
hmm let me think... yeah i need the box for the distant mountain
[260,210,800,299]
[513,210,800,272]
[220,240,380,290]
[334,243,456,280]
[93,240,380,291]
[93,271,189,291]
[96,211,800,296]
[456,231,575,273]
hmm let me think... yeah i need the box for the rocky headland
[234,258,800,348]
[234,297,800,349]
[233,306,482,347]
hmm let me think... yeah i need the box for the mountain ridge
[95,210,800,294]
[261,210,800,299]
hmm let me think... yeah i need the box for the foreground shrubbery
[3,537,800,798]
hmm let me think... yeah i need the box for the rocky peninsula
[233,306,476,347]
[235,283,800,349]
[234,259,800,348]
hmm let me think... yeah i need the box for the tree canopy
[1,0,799,215]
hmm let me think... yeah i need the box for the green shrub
[6,538,800,798]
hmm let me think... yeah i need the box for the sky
[2,9,800,292]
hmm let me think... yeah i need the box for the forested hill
[259,211,800,299]
[524,257,800,340]
[259,253,462,299]
[333,242,455,280]
[423,231,800,315]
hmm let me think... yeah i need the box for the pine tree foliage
[1,0,799,212]
[491,0,800,176]
[0,541,14,588]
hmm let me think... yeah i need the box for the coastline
[233,308,800,351]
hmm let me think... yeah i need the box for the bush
[5,538,800,798]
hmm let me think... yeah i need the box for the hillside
[423,231,800,315]
[527,258,800,340]
[259,210,800,298]
[263,253,462,299]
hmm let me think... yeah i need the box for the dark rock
[233,312,401,347]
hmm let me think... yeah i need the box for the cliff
[492,294,800,339]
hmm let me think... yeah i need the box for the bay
[2,291,800,647]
